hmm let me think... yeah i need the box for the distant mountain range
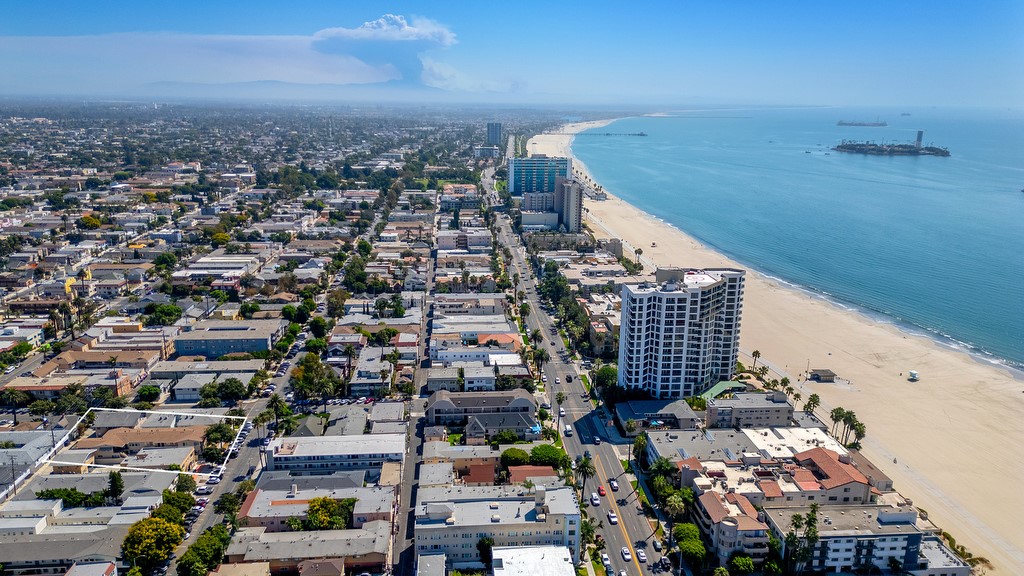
[135,80,456,103]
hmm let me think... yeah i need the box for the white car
[205,476,221,485]
[558,407,565,417]
[601,553,611,568]
[607,511,618,524]
[590,493,600,506]
[636,550,647,563]
[609,479,619,492]
[621,548,632,562]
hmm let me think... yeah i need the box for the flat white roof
[269,433,406,457]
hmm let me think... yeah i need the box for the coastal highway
[494,212,662,575]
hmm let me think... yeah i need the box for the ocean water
[573,107,1024,368]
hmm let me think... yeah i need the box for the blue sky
[1,1,1021,106]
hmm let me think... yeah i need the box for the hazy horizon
[1,1,1021,107]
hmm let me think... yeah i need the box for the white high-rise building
[617,268,745,398]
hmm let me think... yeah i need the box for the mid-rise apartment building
[618,268,744,398]
[415,486,581,567]
[508,155,570,196]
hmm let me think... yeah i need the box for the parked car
[636,550,647,563]
[601,553,611,568]
[653,540,662,552]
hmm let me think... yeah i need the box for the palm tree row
[829,407,867,446]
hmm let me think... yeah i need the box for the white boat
[908,370,920,382]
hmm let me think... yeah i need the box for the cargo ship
[833,130,950,157]
[837,119,887,127]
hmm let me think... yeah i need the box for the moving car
[637,550,647,563]
[598,486,606,496]
[590,493,600,506]
[609,479,619,491]
[621,548,632,562]
[607,511,618,524]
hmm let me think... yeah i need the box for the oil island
[834,130,950,156]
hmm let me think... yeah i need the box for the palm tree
[750,350,761,371]
[633,247,643,264]
[1,389,29,425]
[343,344,356,379]
[533,348,550,372]
[829,407,846,438]
[314,376,334,417]
[253,410,273,439]
[625,419,637,435]
[650,457,676,479]
[379,368,391,396]
[663,493,686,539]
[632,433,647,468]
[803,393,821,414]
[530,329,542,346]
[842,411,858,444]
[852,421,867,445]
[575,456,596,495]
[792,393,801,407]
[267,394,288,431]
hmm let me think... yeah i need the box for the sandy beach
[529,121,1024,573]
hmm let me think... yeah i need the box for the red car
[597,486,606,497]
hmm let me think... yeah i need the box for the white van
[563,424,573,437]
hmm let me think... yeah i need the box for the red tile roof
[793,447,869,490]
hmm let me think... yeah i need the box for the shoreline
[527,120,1024,573]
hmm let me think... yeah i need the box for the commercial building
[415,486,581,567]
[617,268,745,398]
[265,434,405,474]
[508,155,570,196]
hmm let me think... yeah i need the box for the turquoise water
[573,107,1024,368]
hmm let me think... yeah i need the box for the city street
[493,204,661,576]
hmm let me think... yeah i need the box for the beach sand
[529,121,1024,573]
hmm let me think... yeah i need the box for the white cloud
[0,15,497,96]
[314,14,456,47]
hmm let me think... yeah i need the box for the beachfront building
[763,504,970,576]
[508,155,570,196]
[617,268,745,398]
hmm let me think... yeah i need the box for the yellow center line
[592,451,643,574]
